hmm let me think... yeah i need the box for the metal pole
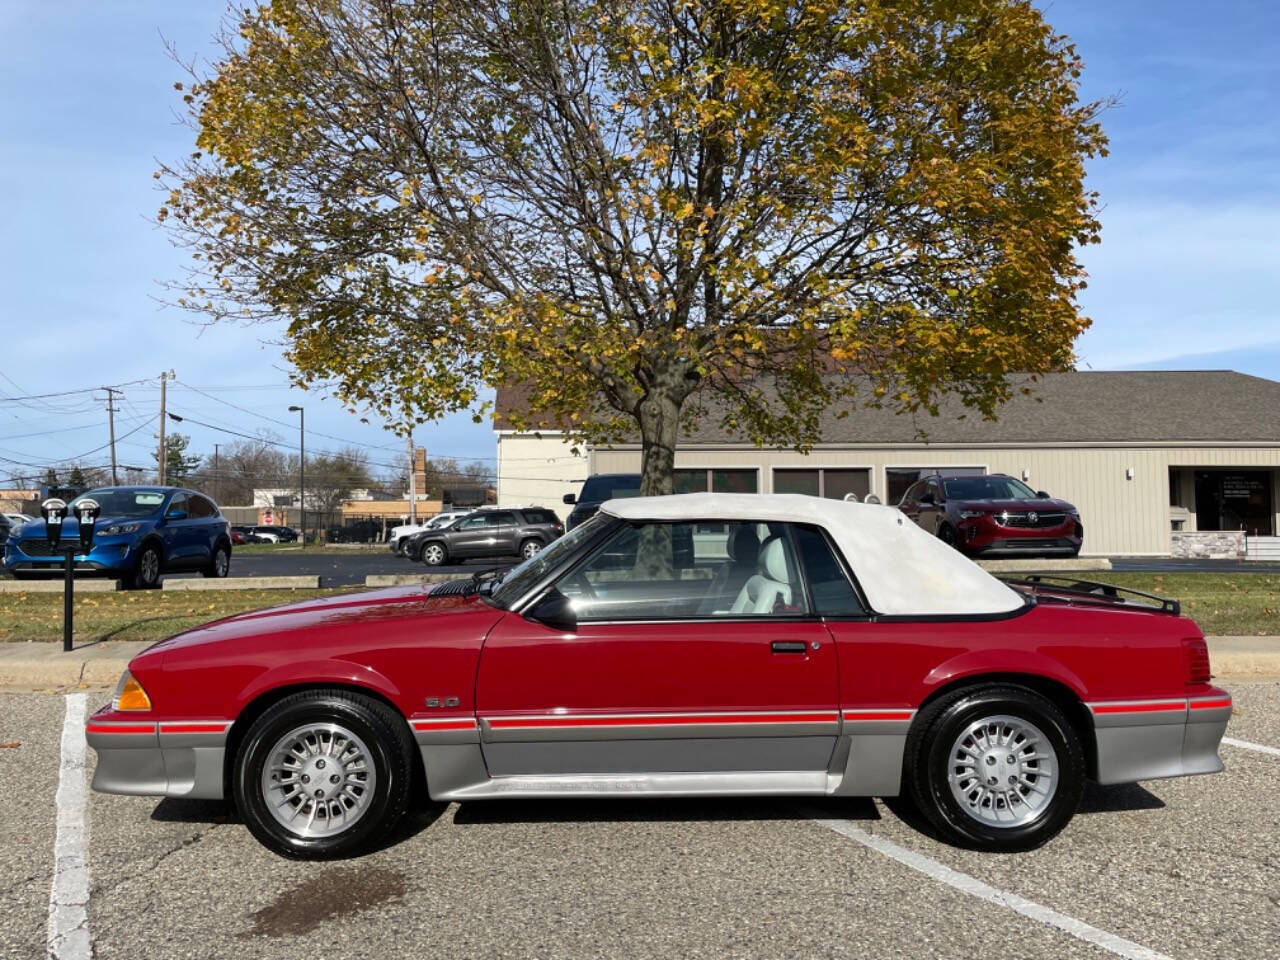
[158,372,168,484]
[213,443,220,504]
[63,548,74,652]
[299,408,304,539]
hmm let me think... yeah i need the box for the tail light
[1183,638,1211,684]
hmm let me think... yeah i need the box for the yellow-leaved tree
[161,0,1107,495]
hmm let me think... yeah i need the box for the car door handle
[771,641,808,654]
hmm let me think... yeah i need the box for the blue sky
[1,0,1277,485]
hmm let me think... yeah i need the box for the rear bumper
[86,708,230,800]
[1089,693,1231,785]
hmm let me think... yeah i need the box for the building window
[773,468,871,500]
[674,469,759,494]
[885,467,984,506]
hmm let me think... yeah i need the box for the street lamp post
[289,405,304,540]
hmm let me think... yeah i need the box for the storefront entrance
[1194,470,1275,535]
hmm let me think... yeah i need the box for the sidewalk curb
[978,558,1112,573]
[162,576,322,591]
[364,573,472,587]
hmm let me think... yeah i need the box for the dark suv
[898,473,1083,557]
[410,507,564,565]
[563,473,641,529]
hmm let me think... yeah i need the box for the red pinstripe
[487,711,840,730]
[86,723,155,735]
[1090,700,1186,715]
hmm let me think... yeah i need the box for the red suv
[899,473,1083,557]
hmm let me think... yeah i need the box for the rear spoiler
[996,575,1180,616]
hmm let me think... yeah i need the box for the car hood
[951,498,1074,512]
[144,584,496,655]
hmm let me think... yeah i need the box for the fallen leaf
[0,742,19,750]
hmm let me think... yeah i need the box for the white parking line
[48,693,91,960]
[1222,735,1280,758]
[810,816,1172,960]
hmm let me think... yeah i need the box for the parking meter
[41,498,68,550]
[76,498,100,553]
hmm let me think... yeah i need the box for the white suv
[390,511,470,554]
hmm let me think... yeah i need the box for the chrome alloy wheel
[138,548,160,585]
[521,540,542,559]
[946,714,1057,828]
[214,549,229,576]
[261,723,377,838]
[422,543,444,565]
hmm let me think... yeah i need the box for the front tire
[905,684,1084,851]
[128,543,162,590]
[233,689,416,859]
[419,542,446,566]
[938,524,959,549]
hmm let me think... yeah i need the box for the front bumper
[86,707,231,800]
[5,540,135,576]
[1089,692,1231,785]
[957,515,1082,556]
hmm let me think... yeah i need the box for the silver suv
[408,508,564,565]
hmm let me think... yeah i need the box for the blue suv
[3,486,232,589]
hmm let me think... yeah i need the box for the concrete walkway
[1,636,1275,690]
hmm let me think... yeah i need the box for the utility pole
[407,432,417,525]
[213,443,220,504]
[289,405,305,539]
[157,370,174,484]
[100,387,120,485]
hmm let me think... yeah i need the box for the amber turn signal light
[114,673,153,712]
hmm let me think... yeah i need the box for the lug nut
[987,776,998,786]
[1007,755,1016,764]
[330,774,340,784]
[1009,775,1017,785]
[985,756,996,765]
[314,788,324,798]
[301,774,311,784]
[316,759,326,769]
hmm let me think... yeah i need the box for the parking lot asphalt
[3,682,1277,960]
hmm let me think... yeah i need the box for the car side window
[188,496,215,519]
[791,526,866,617]
[459,515,487,530]
[166,494,188,517]
[553,520,807,621]
[490,511,516,526]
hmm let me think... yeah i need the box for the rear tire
[202,544,230,578]
[233,689,416,859]
[519,538,543,560]
[905,684,1084,852]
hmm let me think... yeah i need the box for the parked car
[898,473,1083,557]
[562,473,641,529]
[326,519,385,544]
[250,525,299,544]
[230,525,267,546]
[4,486,232,588]
[388,511,470,555]
[85,492,1228,858]
[407,507,563,565]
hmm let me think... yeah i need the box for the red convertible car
[87,493,1230,858]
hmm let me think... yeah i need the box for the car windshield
[67,489,167,518]
[488,514,606,609]
[943,476,1039,500]
[579,475,641,501]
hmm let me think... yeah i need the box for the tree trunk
[636,384,681,497]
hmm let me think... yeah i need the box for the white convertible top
[600,492,1024,617]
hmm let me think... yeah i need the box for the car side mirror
[562,493,577,505]
[167,510,188,522]
[1036,491,1051,499]
[526,589,577,633]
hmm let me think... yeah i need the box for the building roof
[496,371,1280,445]
[601,492,1022,615]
